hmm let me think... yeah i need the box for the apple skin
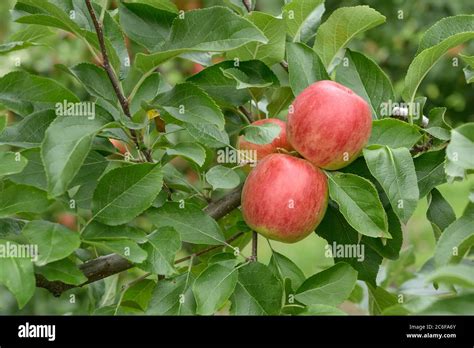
[287,80,372,170]
[109,138,128,155]
[241,154,328,243]
[191,63,204,74]
[237,118,293,165]
[56,213,77,231]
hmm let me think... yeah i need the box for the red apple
[56,213,77,231]
[237,118,293,166]
[287,80,372,170]
[241,154,328,243]
[191,63,204,74]
[109,138,128,155]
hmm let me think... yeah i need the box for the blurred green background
[0,0,473,314]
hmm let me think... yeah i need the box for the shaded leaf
[22,220,80,266]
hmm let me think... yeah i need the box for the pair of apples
[239,80,372,243]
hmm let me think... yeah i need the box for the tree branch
[85,0,153,162]
[37,186,244,296]
[242,0,252,12]
[238,105,255,123]
[250,231,258,262]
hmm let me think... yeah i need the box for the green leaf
[193,263,238,315]
[122,279,156,311]
[0,41,40,55]
[135,6,267,72]
[300,304,347,316]
[363,145,419,224]
[287,42,329,95]
[414,150,446,198]
[425,127,451,141]
[0,152,28,177]
[0,114,6,133]
[166,142,206,167]
[267,87,294,118]
[147,273,196,315]
[148,203,226,245]
[0,218,26,239]
[84,239,147,264]
[186,123,230,148]
[327,172,389,238]
[463,65,474,84]
[382,247,416,288]
[141,227,181,276]
[417,15,474,52]
[446,123,474,180]
[147,272,196,315]
[67,63,117,103]
[22,220,80,266]
[313,6,386,69]
[243,122,281,145]
[295,263,357,306]
[426,189,456,240]
[119,2,176,51]
[187,61,252,106]
[0,109,56,148]
[362,209,403,261]
[221,64,279,89]
[13,0,129,77]
[9,24,53,42]
[206,166,240,190]
[369,118,422,149]
[41,107,113,197]
[129,73,168,115]
[0,240,35,309]
[426,264,474,288]
[92,164,163,226]
[402,15,474,102]
[36,258,87,286]
[7,148,47,190]
[368,285,397,315]
[0,71,79,116]
[268,251,306,291]
[283,0,325,43]
[428,107,451,129]
[129,0,178,13]
[82,221,147,243]
[424,107,452,140]
[315,206,382,286]
[69,150,109,188]
[150,83,225,130]
[434,203,474,266]
[226,12,285,66]
[231,262,283,315]
[335,50,394,119]
[420,293,474,315]
[0,183,51,217]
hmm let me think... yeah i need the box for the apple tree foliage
[0,0,473,315]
